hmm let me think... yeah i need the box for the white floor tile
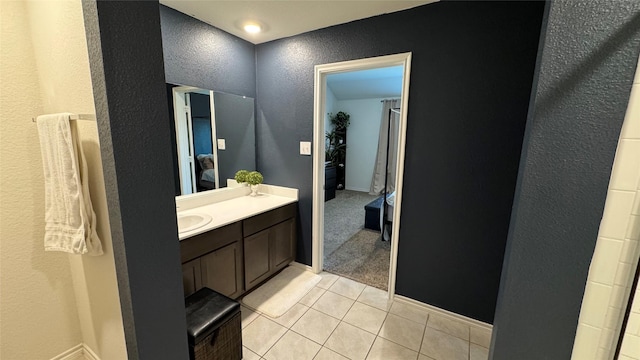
[299,287,326,307]
[243,346,261,360]
[420,327,469,360]
[314,347,349,360]
[343,302,387,334]
[379,313,426,351]
[366,337,419,360]
[325,322,376,360]
[470,327,492,348]
[241,305,260,329]
[317,272,340,289]
[329,277,367,299]
[470,343,489,360]
[242,315,288,356]
[426,314,469,340]
[312,290,355,319]
[390,301,430,324]
[264,330,322,360]
[291,308,340,344]
[357,286,390,311]
[270,303,309,328]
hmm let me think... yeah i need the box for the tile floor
[240,272,492,360]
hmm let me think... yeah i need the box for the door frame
[172,86,220,194]
[311,52,412,300]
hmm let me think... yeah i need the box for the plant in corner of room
[329,111,350,131]
[325,111,350,166]
[234,170,250,184]
[325,131,346,166]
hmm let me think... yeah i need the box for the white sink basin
[177,213,212,233]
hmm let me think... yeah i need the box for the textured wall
[491,1,640,359]
[83,1,189,358]
[160,5,256,98]
[24,1,128,358]
[0,2,83,358]
[256,1,544,323]
[213,92,256,185]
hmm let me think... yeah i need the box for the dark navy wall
[159,5,256,98]
[213,92,257,186]
[256,1,544,323]
[83,1,188,358]
[491,1,640,359]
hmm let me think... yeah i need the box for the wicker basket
[190,312,242,360]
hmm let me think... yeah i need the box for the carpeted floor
[324,190,391,290]
[324,229,390,290]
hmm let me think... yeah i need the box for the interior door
[173,88,197,194]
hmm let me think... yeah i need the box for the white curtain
[370,99,400,195]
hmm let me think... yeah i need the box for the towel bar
[32,114,95,122]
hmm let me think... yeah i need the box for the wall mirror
[167,84,256,196]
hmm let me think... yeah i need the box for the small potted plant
[234,170,250,185]
[246,171,264,196]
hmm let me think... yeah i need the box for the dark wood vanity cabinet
[181,258,202,297]
[180,222,243,298]
[243,203,296,292]
[180,203,296,298]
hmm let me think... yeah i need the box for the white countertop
[177,184,298,241]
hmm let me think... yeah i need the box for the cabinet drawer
[180,222,242,263]
[243,203,296,237]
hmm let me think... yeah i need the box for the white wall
[325,86,338,140]
[0,2,83,358]
[335,98,384,192]
[571,58,640,360]
[0,1,126,359]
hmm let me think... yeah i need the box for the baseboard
[345,187,371,193]
[50,344,100,360]
[394,295,493,330]
[82,345,100,360]
[289,261,314,272]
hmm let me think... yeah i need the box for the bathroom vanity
[177,184,298,299]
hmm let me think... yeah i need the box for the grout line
[417,312,430,358]
[469,326,473,360]
[257,322,289,358]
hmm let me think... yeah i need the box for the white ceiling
[327,66,403,100]
[159,0,437,44]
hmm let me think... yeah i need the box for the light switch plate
[217,139,226,150]
[300,141,311,155]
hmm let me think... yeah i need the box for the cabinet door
[244,228,271,290]
[182,258,202,297]
[201,242,243,299]
[271,218,296,272]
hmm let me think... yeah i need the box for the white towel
[37,113,103,256]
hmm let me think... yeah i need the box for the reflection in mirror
[167,84,256,196]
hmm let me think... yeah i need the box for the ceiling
[327,66,403,100]
[159,0,437,44]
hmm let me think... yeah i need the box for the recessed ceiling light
[243,23,262,34]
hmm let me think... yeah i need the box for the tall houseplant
[326,111,350,190]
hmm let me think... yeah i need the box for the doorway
[312,53,412,300]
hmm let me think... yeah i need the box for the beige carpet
[241,267,321,318]
[324,229,391,290]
